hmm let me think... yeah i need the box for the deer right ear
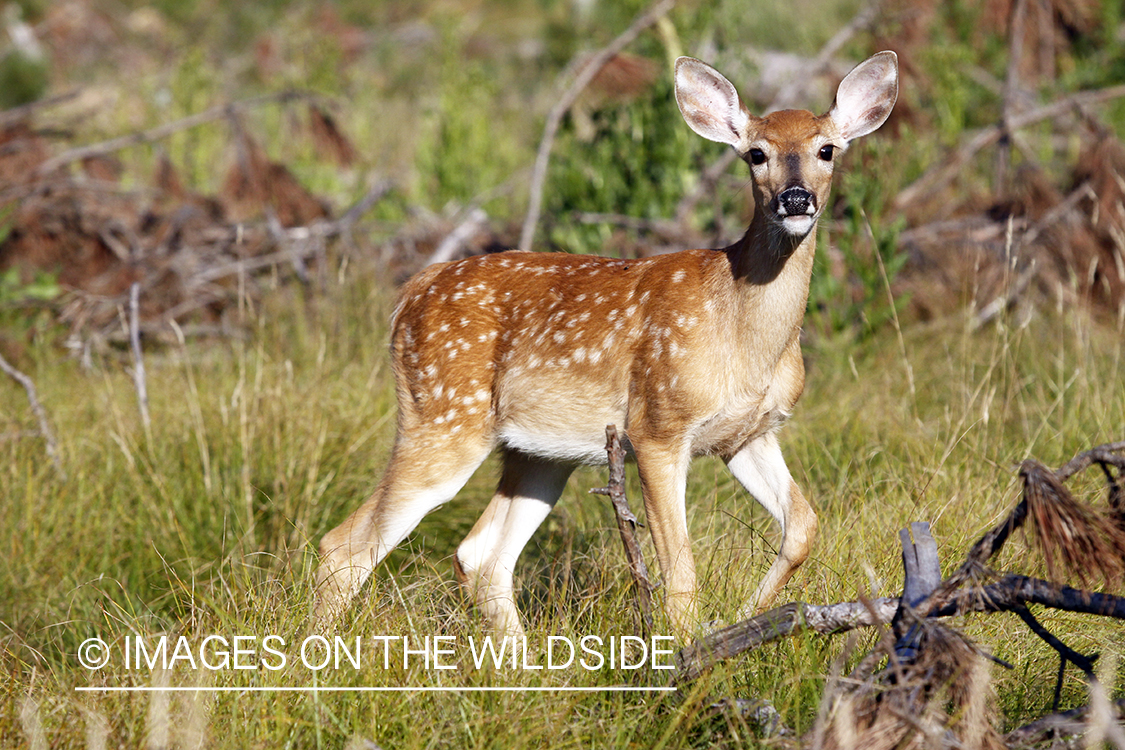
[674,57,752,149]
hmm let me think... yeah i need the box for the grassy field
[2,261,1123,747]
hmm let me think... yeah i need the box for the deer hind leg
[726,432,818,620]
[315,432,492,622]
[454,451,573,639]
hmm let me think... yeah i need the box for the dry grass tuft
[1021,458,1125,590]
[813,622,1003,750]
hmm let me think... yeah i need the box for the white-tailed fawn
[317,51,898,639]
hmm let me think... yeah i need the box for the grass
[2,259,1123,747]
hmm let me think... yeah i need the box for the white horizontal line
[75,686,676,693]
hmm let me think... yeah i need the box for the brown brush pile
[879,0,1125,323]
[898,131,1125,323]
[0,96,515,350]
[813,624,1003,750]
[0,104,339,340]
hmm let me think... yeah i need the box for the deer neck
[721,216,818,347]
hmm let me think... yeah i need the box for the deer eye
[818,144,835,161]
[748,148,766,166]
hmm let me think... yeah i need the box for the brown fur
[316,53,899,638]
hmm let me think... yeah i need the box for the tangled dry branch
[635,441,1125,748]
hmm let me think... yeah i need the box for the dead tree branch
[1005,697,1125,748]
[675,441,1125,687]
[591,424,656,636]
[518,0,675,253]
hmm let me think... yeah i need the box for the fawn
[317,51,898,638]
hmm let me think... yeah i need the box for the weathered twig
[518,0,675,253]
[128,282,152,436]
[590,424,656,636]
[892,521,941,661]
[1012,604,1097,711]
[0,89,81,128]
[1004,697,1125,748]
[338,178,395,232]
[1054,441,1125,481]
[0,349,65,478]
[672,575,1125,684]
[265,209,310,285]
[426,207,489,267]
[675,599,899,683]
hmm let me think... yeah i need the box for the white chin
[780,215,815,236]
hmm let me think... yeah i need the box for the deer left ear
[828,51,898,143]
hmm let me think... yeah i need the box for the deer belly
[496,395,624,464]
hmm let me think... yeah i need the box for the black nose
[778,187,814,216]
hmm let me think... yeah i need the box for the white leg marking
[725,431,794,534]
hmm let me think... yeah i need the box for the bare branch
[0,349,65,478]
[895,83,1125,210]
[518,0,675,253]
[1004,697,1125,748]
[591,424,656,636]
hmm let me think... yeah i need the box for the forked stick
[591,424,656,636]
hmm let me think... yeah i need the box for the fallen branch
[339,178,396,232]
[426,207,489,267]
[0,89,81,128]
[675,441,1125,687]
[675,599,899,683]
[1004,697,1125,748]
[518,0,675,253]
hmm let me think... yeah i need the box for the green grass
[2,261,1123,747]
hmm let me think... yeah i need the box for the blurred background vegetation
[0,0,1122,345]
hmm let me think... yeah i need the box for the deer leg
[726,432,818,620]
[316,435,492,622]
[454,451,573,639]
[634,441,698,638]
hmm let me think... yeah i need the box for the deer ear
[675,57,753,149]
[828,50,898,142]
